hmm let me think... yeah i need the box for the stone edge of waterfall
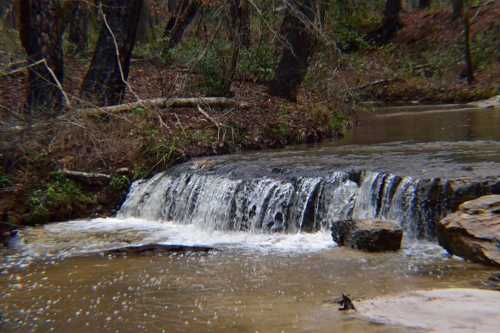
[118,167,500,241]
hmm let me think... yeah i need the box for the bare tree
[461,7,474,84]
[81,0,143,106]
[18,0,65,116]
[451,0,463,20]
[234,0,251,49]
[269,0,323,102]
[367,0,403,45]
[164,0,200,51]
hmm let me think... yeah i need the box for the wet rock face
[331,219,402,252]
[437,195,500,267]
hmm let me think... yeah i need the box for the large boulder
[437,195,500,267]
[331,219,402,252]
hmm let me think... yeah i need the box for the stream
[1,105,499,332]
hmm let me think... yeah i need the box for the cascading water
[118,168,458,240]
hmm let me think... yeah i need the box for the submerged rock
[331,219,402,252]
[101,244,215,256]
[437,195,500,267]
[0,222,18,247]
[357,288,500,333]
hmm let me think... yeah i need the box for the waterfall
[118,167,459,240]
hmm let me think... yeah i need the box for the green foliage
[0,173,12,188]
[471,29,500,70]
[134,31,168,62]
[27,173,96,225]
[328,113,349,132]
[239,44,277,82]
[327,0,385,51]
[108,175,130,192]
[193,38,233,96]
[334,26,370,52]
[132,106,146,117]
[270,113,290,139]
[166,37,234,95]
[141,127,179,171]
[163,38,203,65]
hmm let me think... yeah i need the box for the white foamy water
[12,218,336,260]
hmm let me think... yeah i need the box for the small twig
[0,58,72,108]
[196,105,221,129]
[173,113,186,136]
[41,59,72,108]
[0,59,45,77]
[157,114,171,133]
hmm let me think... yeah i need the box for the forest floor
[328,3,499,103]
[0,3,499,226]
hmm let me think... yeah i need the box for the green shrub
[472,29,500,70]
[193,38,233,96]
[239,44,277,82]
[108,175,130,192]
[0,173,12,188]
[27,173,96,225]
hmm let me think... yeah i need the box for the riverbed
[1,105,499,332]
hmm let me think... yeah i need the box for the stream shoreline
[1,96,498,229]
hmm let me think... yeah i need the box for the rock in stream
[437,195,500,267]
[331,219,402,252]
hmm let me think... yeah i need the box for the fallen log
[1,97,250,133]
[80,97,251,117]
[60,169,112,184]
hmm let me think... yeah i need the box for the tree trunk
[164,0,199,51]
[239,0,251,48]
[4,0,18,30]
[367,0,402,45]
[68,2,90,54]
[452,0,463,20]
[18,0,65,117]
[462,10,474,84]
[137,0,153,43]
[217,0,245,97]
[418,0,431,9]
[269,0,321,102]
[81,0,143,106]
